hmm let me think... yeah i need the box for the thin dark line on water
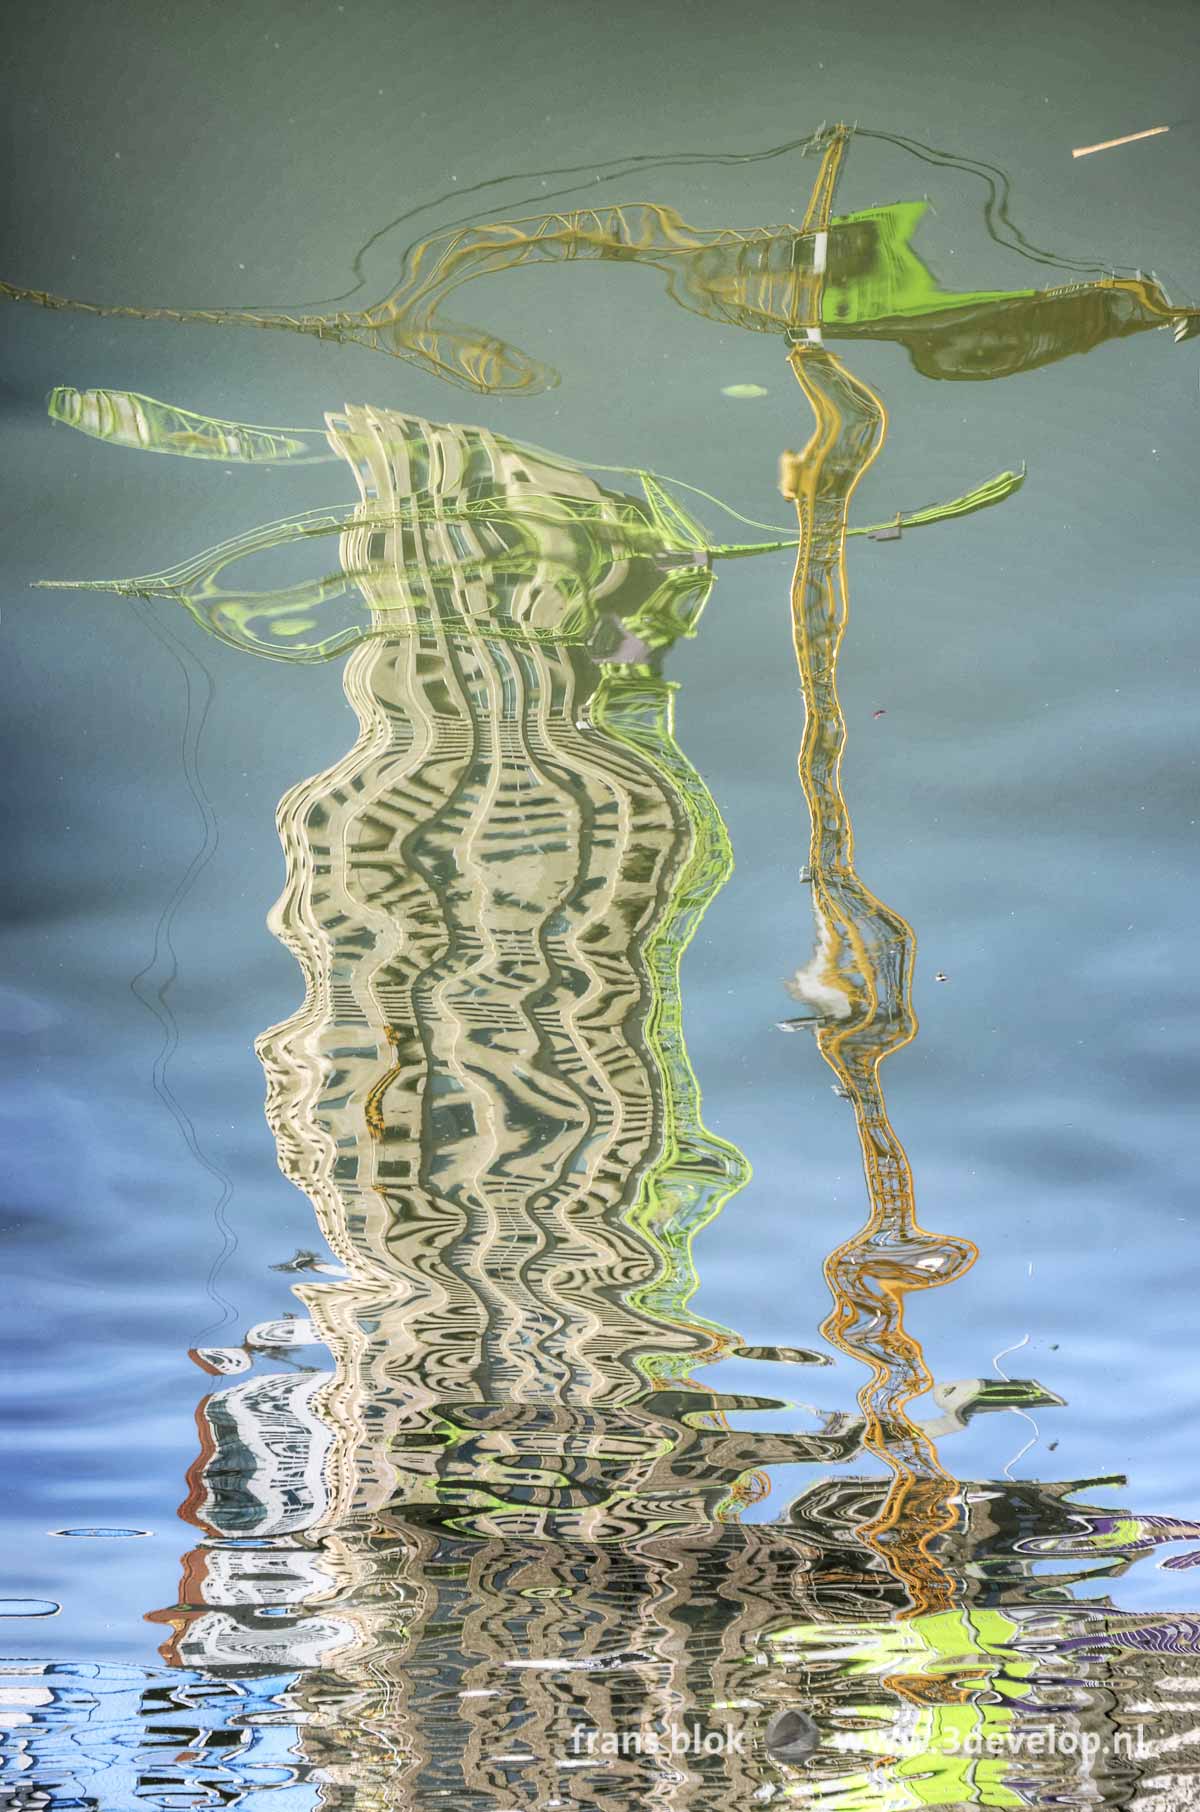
[855,128,1137,276]
[127,597,238,1338]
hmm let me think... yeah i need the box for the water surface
[2,4,1199,1807]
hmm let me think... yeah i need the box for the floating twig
[1072,126,1169,159]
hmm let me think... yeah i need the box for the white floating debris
[721,383,769,398]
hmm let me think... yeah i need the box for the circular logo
[764,1706,821,1761]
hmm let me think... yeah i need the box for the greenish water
[2,3,1198,1807]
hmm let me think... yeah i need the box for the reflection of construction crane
[41,388,1023,661]
[7,122,1197,390]
[777,129,980,1622]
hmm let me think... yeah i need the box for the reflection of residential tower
[249,404,772,1537]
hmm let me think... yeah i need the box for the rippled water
[3,6,1199,1808]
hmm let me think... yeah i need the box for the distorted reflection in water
[3,98,1198,1812]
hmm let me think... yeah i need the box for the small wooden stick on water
[1072,125,1169,158]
